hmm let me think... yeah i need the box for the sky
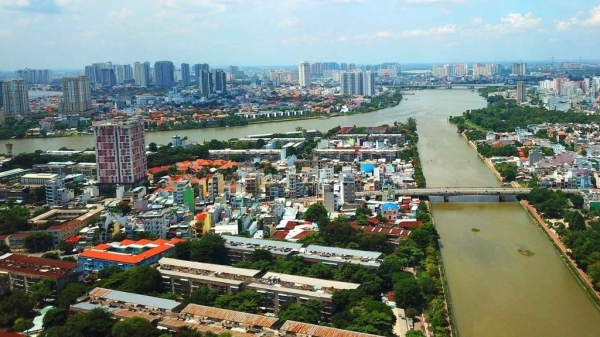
[1,0,600,70]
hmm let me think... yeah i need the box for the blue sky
[1,0,599,70]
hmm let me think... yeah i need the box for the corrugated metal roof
[158,318,254,337]
[89,287,180,310]
[261,272,359,290]
[159,258,262,277]
[305,245,383,259]
[222,235,303,249]
[181,304,278,328]
[280,321,384,337]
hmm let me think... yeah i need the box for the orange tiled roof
[78,238,181,265]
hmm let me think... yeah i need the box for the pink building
[93,119,147,186]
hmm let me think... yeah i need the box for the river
[3,90,600,335]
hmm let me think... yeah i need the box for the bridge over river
[356,187,579,201]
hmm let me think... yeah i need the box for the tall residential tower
[0,79,29,115]
[298,61,311,87]
[62,76,93,115]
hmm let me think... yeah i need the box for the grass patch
[518,249,535,257]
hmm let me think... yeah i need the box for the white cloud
[0,0,29,7]
[583,5,600,25]
[108,7,131,20]
[470,17,482,25]
[0,28,11,37]
[397,0,463,3]
[555,5,600,31]
[500,13,541,29]
[278,17,300,28]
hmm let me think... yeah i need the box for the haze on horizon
[1,0,600,70]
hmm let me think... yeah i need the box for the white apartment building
[298,61,311,87]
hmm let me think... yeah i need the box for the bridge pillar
[444,196,449,202]
[499,196,505,202]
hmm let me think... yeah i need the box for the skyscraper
[100,68,116,87]
[134,62,150,87]
[62,76,93,115]
[0,79,29,116]
[123,64,133,82]
[199,70,213,97]
[154,61,175,88]
[516,81,527,103]
[340,71,364,96]
[363,71,375,97]
[298,61,311,87]
[512,63,527,76]
[180,63,190,86]
[194,63,209,85]
[213,69,227,93]
[114,64,125,84]
[15,69,52,84]
[93,118,147,186]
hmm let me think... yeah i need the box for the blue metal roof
[381,203,399,211]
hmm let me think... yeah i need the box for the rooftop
[89,287,181,311]
[222,235,302,253]
[280,321,384,337]
[78,238,181,265]
[159,257,262,278]
[303,245,383,259]
[260,272,360,291]
[181,303,279,328]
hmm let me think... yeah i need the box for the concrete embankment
[460,132,503,182]
[427,201,458,337]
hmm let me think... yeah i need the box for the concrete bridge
[357,187,579,202]
[401,84,516,90]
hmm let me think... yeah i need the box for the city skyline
[1,0,600,70]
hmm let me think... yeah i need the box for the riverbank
[427,201,458,337]
[521,199,600,310]
[460,132,504,182]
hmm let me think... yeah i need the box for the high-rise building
[363,71,375,96]
[154,61,175,88]
[298,61,311,87]
[123,64,133,82]
[512,63,527,76]
[93,119,147,186]
[516,81,526,103]
[338,70,375,96]
[194,63,209,84]
[134,62,150,87]
[228,65,239,80]
[199,70,213,97]
[0,79,29,116]
[180,63,190,86]
[62,76,93,115]
[15,69,52,84]
[340,171,356,204]
[85,66,97,83]
[311,62,323,76]
[100,68,116,87]
[213,69,227,93]
[45,177,69,206]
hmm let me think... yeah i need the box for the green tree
[119,266,163,295]
[570,194,585,209]
[112,317,161,337]
[29,278,56,306]
[111,232,127,242]
[57,283,88,309]
[12,317,34,332]
[279,302,320,324]
[0,242,11,254]
[24,231,54,252]
[495,162,518,181]
[183,286,219,306]
[41,252,60,260]
[63,308,114,337]
[406,330,426,337]
[588,261,600,288]
[0,291,35,328]
[191,233,228,264]
[134,231,159,240]
[43,308,69,329]
[148,142,158,152]
[393,277,423,309]
[303,203,330,228]
[213,290,263,313]
[173,240,192,260]
[62,256,77,262]
[58,240,76,254]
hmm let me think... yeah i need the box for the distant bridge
[357,187,579,202]
[401,84,516,90]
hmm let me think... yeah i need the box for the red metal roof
[280,321,383,337]
[272,230,289,240]
[2,253,79,270]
